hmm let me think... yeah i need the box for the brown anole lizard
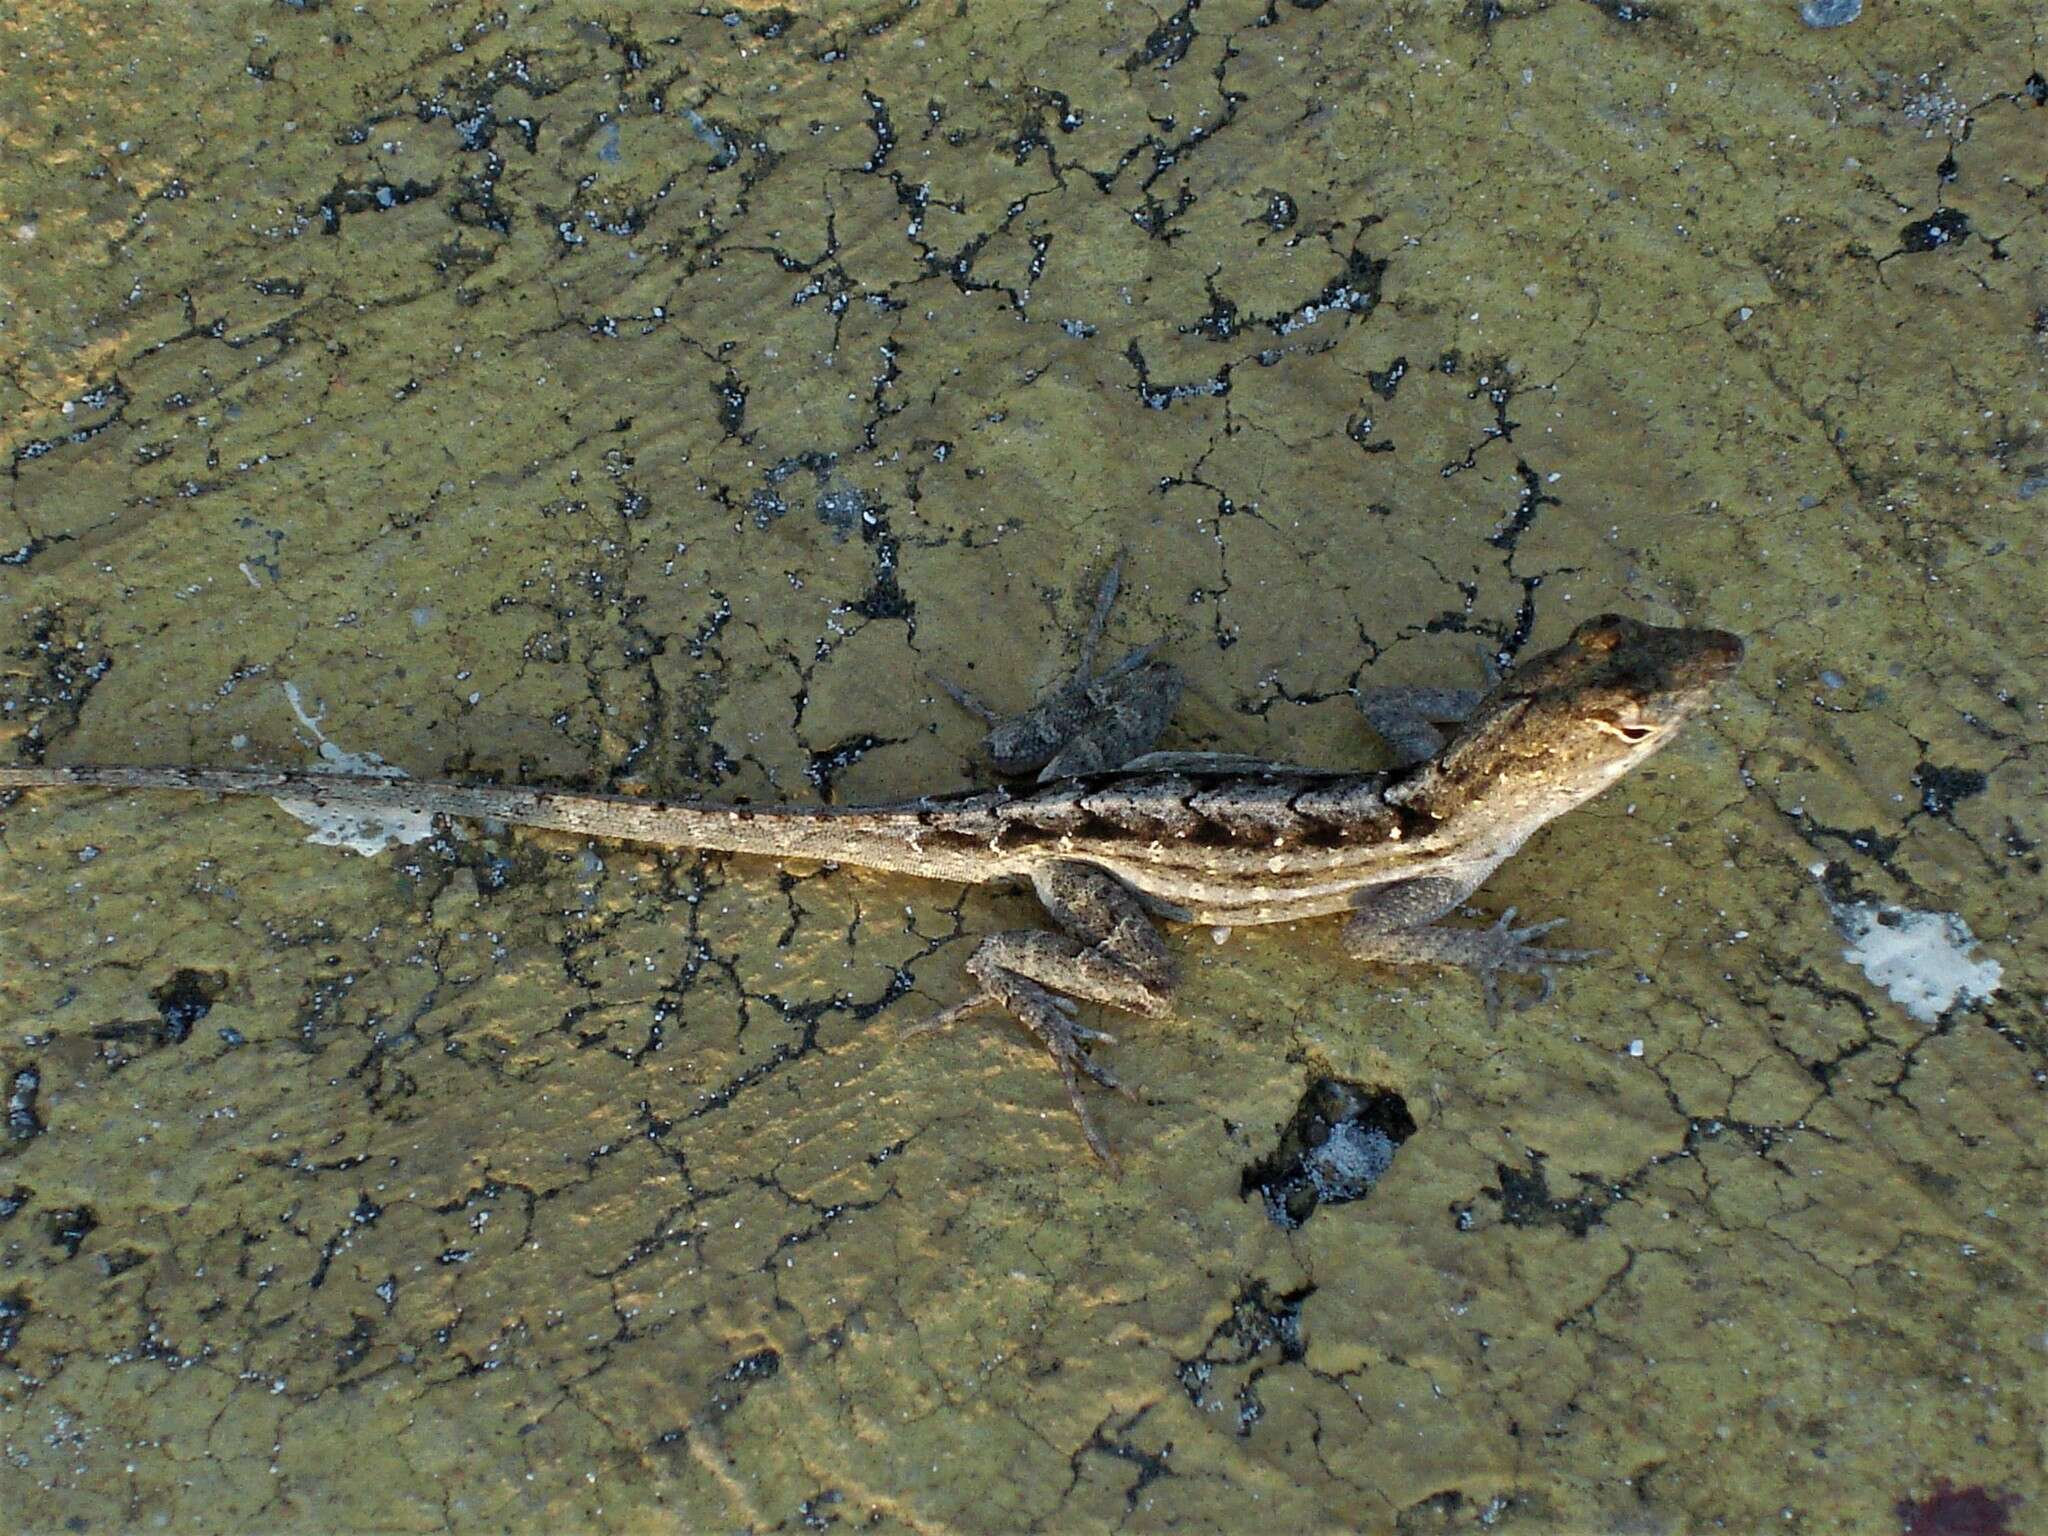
[0,596,1741,1168]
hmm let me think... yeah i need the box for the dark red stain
[1896,1480,2024,1536]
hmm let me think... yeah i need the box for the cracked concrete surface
[1,2,2042,1530]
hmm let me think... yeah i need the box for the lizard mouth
[1656,626,1745,714]
[1682,627,1746,681]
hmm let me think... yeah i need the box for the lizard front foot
[1342,881,1602,1028]
[1451,907,1602,1026]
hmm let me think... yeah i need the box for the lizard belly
[1087,854,1401,927]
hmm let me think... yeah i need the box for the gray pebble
[1800,0,1861,26]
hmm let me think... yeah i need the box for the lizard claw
[1484,907,1603,967]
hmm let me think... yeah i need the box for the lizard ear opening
[1573,616,1629,654]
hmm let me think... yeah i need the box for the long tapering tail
[0,762,1009,879]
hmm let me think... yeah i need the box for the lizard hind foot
[908,962,1140,1173]
[903,864,1171,1171]
[994,963,1141,1173]
[931,673,1002,725]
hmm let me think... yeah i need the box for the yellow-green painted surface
[1,3,2040,1530]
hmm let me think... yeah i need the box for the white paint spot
[277,772,434,856]
[1823,887,2003,1023]
[273,681,434,855]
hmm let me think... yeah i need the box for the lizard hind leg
[933,556,1184,780]
[908,861,1175,1170]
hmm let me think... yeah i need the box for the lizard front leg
[1356,643,1502,767]
[911,860,1173,1170]
[1341,875,1598,1026]
[1356,685,1486,769]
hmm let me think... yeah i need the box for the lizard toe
[901,989,996,1038]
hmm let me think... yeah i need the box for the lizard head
[1388,614,1743,831]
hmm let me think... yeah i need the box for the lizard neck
[1389,747,1633,865]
